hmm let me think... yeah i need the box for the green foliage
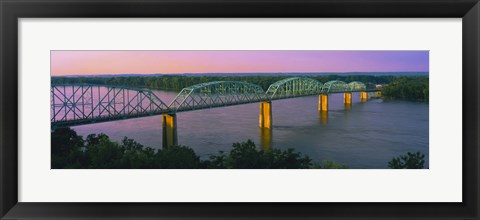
[120,137,157,168]
[261,148,313,169]
[51,128,84,168]
[382,76,429,102]
[203,140,313,169]
[322,160,349,169]
[86,135,124,168]
[388,152,425,169]
[226,140,263,168]
[55,132,159,169]
[156,145,200,169]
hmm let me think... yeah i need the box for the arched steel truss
[348,81,367,92]
[168,81,267,112]
[265,77,323,99]
[51,84,169,127]
[321,80,348,93]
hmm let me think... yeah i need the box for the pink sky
[51,51,429,76]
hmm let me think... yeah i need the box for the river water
[72,90,429,169]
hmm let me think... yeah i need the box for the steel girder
[168,81,267,112]
[265,77,324,99]
[51,84,169,127]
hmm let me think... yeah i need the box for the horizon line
[52,71,430,77]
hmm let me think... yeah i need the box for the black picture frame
[1,0,479,219]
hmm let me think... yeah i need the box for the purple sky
[51,50,429,76]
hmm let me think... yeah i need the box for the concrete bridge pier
[360,91,368,102]
[344,92,352,105]
[259,101,272,129]
[318,94,328,112]
[162,114,178,148]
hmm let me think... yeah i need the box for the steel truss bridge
[51,77,380,128]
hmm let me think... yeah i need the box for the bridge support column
[318,94,328,112]
[344,92,352,104]
[360,92,368,102]
[259,101,272,129]
[162,114,178,148]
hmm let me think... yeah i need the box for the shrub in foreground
[388,151,425,169]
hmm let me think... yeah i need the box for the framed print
[1,0,479,219]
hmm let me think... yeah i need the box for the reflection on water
[319,111,328,125]
[259,128,272,150]
[344,103,351,111]
[72,90,429,168]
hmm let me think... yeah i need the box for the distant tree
[51,75,400,93]
[388,152,425,169]
[382,77,429,102]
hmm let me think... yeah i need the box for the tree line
[52,128,424,169]
[51,75,428,102]
[51,75,396,91]
[381,76,429,102]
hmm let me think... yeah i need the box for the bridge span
[51,77,381,148]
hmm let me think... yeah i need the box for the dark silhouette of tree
[86,134,124,168]
[156,145,200,169]
[205,140,314,169]
[51,128,84,168]
[388,152,425,169]
[322,160,349,169]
